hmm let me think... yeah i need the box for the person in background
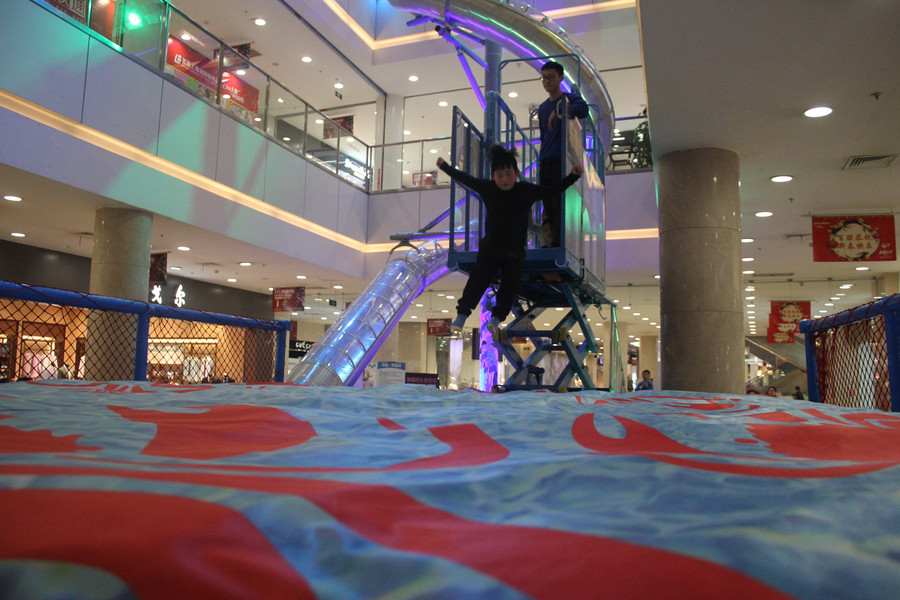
[634,369,653,391]
[437,145,583,337]
[792,386,805,400]
[767,385,779,397]
[537,60,589,247]
[56,363,70,379]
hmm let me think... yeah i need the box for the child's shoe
[450,313,467,334]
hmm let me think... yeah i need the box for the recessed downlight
[755,211,773,218]
[253,17,266,26]
[770,175,793,183]
[3,195,22,202]
[804,106,832,118]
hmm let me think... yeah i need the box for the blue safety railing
[0,280,289,383]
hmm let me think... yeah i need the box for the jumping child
[436,145,583,336]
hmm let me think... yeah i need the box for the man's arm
[566,90,589,119]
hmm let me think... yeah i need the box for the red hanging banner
[811,215,896,262]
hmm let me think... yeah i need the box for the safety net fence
[0,281,289,383]
[800,294,900,412]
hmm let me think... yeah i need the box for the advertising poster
[767,300,810,344]
[427,318,451,336]
[164,37,259,121]
[375,361,406,386]
[149,253,168,286]
[323,115,354,139]
[811,215,896,262]
[412,171,438,187]
[272,287,305,312]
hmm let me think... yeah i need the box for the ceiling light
[177,246,190,251]
[824,302,834,306]
[804,106,832,118]
[508,91,518,98]
[282,136,291,141]
[743,270,755,275]
[334,81,344,89]
[170,266,181,271]
[411,315,418,319]
[438,101,448,107]
[403,130,411,135]
[855,266,870,271]
[227,278,237,282]
[746,296,756,300]
[10,232,25,238]
[755,211,773,217]
[741,238,754,243]
[239,262,251,266]
[408,75,419,81]
[315,119,324,124]
[296,275,306,279]
[839,284,853,289]
[254,117,262,122]
[333,284,343,289]
[745,286,755,291]
[742,257,754,262]
[253,17,266,26]
[3,195,22,202]
[180,32,191,40]
[770,175,792,183]
[301,56,312,63]
[347,137,355,143]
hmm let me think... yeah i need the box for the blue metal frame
[800,294,900,411]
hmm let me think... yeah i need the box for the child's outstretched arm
[571,163,584,176]
[436,156,482,190]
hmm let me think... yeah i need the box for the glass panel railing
[163,10,222,107]
[218,51,267,130]
[269,83,309,154]
[304,108,338,174]
[115,0,167,68]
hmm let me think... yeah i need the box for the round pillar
[658,148,743,394]
[89,207,153,300]
[85,207,152,381]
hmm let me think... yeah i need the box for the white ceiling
[1,0,898,341]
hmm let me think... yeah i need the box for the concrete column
[84,207,152,381]
[638,335,659,388]
[658,148,743,394]
[89,207,153,300]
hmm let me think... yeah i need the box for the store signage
[405,372,439,387]
[289,340,314,359]
[767,300,810,344]
[811,215,896,262]
[46,0,87,23]
[272,287,305,312]
[343,158,367,180]
[427,318,451,336]
[150,284,187,308]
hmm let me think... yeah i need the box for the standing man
[538,60,588,247]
